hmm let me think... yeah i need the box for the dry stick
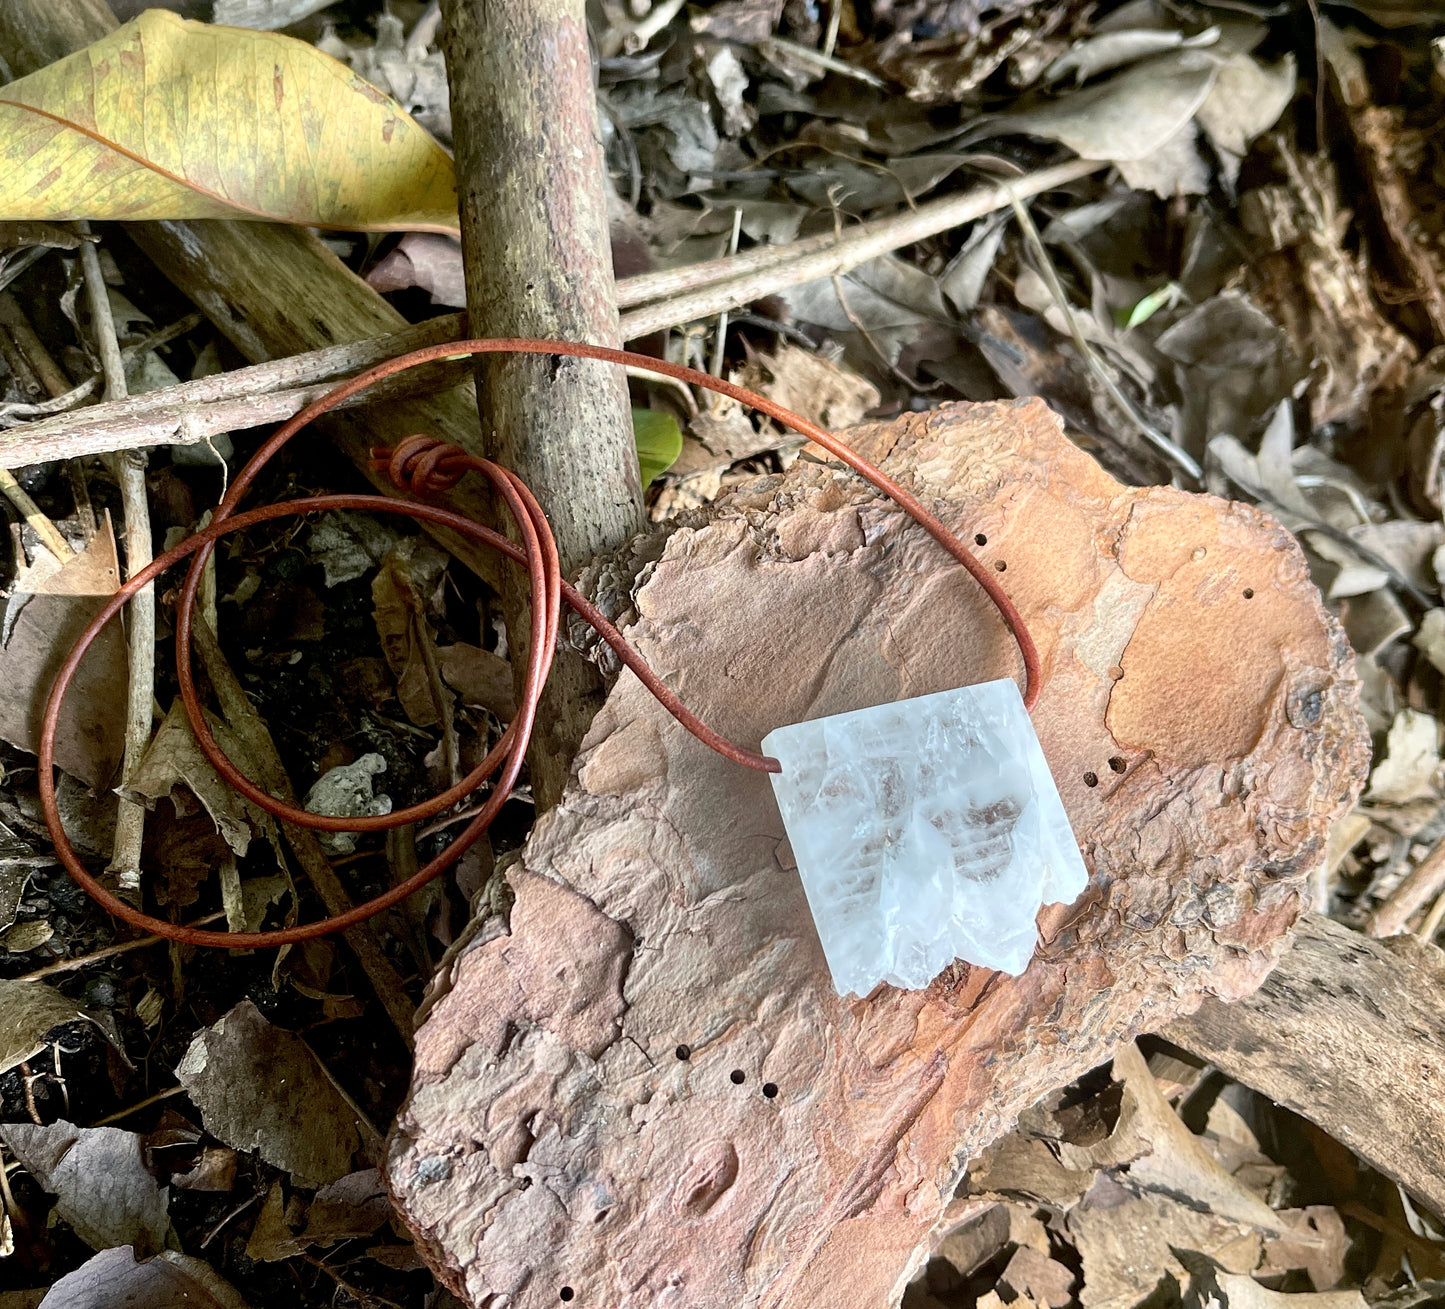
[0,291,77,560]
[0,290,71,398]
[90,1082,187,1126]
[190,614,416,1050]
[441,0,645,809]
[0,158,1106,472]
[1416,881,1445,941]
[77,222,155,900]
[0,317,463,466]
[16,912,227,981]
[1003,187,1202,481]
[0,467,71,561]
[1366,837,1445,937]
[613,156,1102,309]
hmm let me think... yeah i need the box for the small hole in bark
[974,533,987,546]
[1084,772,1099,787]
[1243,587,1254,598]
[730,1069,746,1085]
[763,1082,779,1098]
[559,1289,574,1302]
[994,559,1007,572]
[1108,756,1126,773]
[675,1045,691,1061]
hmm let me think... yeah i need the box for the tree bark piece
[386,399,1369,1308]
[441,0,644,807]
[1164,913,1445,1219]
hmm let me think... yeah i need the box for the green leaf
[632,408,682,486]
[1119,281,1184,330]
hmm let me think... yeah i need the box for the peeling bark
[388,399,1368,1308]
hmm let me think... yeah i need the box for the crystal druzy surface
[762,679,1089,996]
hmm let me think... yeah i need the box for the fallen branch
[1164,913,1445,1219]
[614,156,1103,322]
[78,221,154,901]
[0,158,1103,469]
[1366,833,1445,938]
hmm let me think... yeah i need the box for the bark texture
[441,0,645,808]
[387,399,1370,1308]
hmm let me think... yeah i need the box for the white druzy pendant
[761,679,1089,996]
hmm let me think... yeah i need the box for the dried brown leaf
[35,1246,252,1309]
[0,1121,169,1256]
[175,1001,361,1187]
[0,979,103,1077]
[0,535,128,789]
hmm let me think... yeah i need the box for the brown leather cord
[39,339,1040,949]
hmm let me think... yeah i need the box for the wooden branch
[1366,835,1445,938]
[614,156,1103,332]
[0,319,463,468]
[0,160,1101,470]
[440,0,643,808]
[1163,913,1445,1219]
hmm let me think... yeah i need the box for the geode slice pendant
[761,679,1088,996]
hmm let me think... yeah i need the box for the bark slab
[388,398,1369,1308]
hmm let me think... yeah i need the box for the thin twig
[77,222,154,900]
[17,1061,42,1125]
[415,607,460,787]
[1367,836,1445,938]
[90,1083,186,1126]
[1004,188,1203,482]
[0,372,98,424]
[0,160,1105,470]
[15,913,226,981]
[822,0,842,58]
[0,467,72,562]
[616,157,1102,310]
[1417,884,1445,942]
[707,207,744,413]
[761,35,884,87]
[622,0,685,52]
[0,290,72,398]
[619,159,1105,338]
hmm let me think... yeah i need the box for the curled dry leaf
[372,537,450,729]
[439,643,517,721]
[0,979,107,1078]
[0,1121,170,1257]
[0,10,457,232]
[1365,709,1441,804]
[175,1000,362,1188]
[740,345,881,434]
[125,700,275,861]
[366,233,467,308]
[0,528,127,789]
[34,1245,252,1309]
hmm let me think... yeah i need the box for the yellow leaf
[0,9,459,234]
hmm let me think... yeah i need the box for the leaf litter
[0,0,1444,1305]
